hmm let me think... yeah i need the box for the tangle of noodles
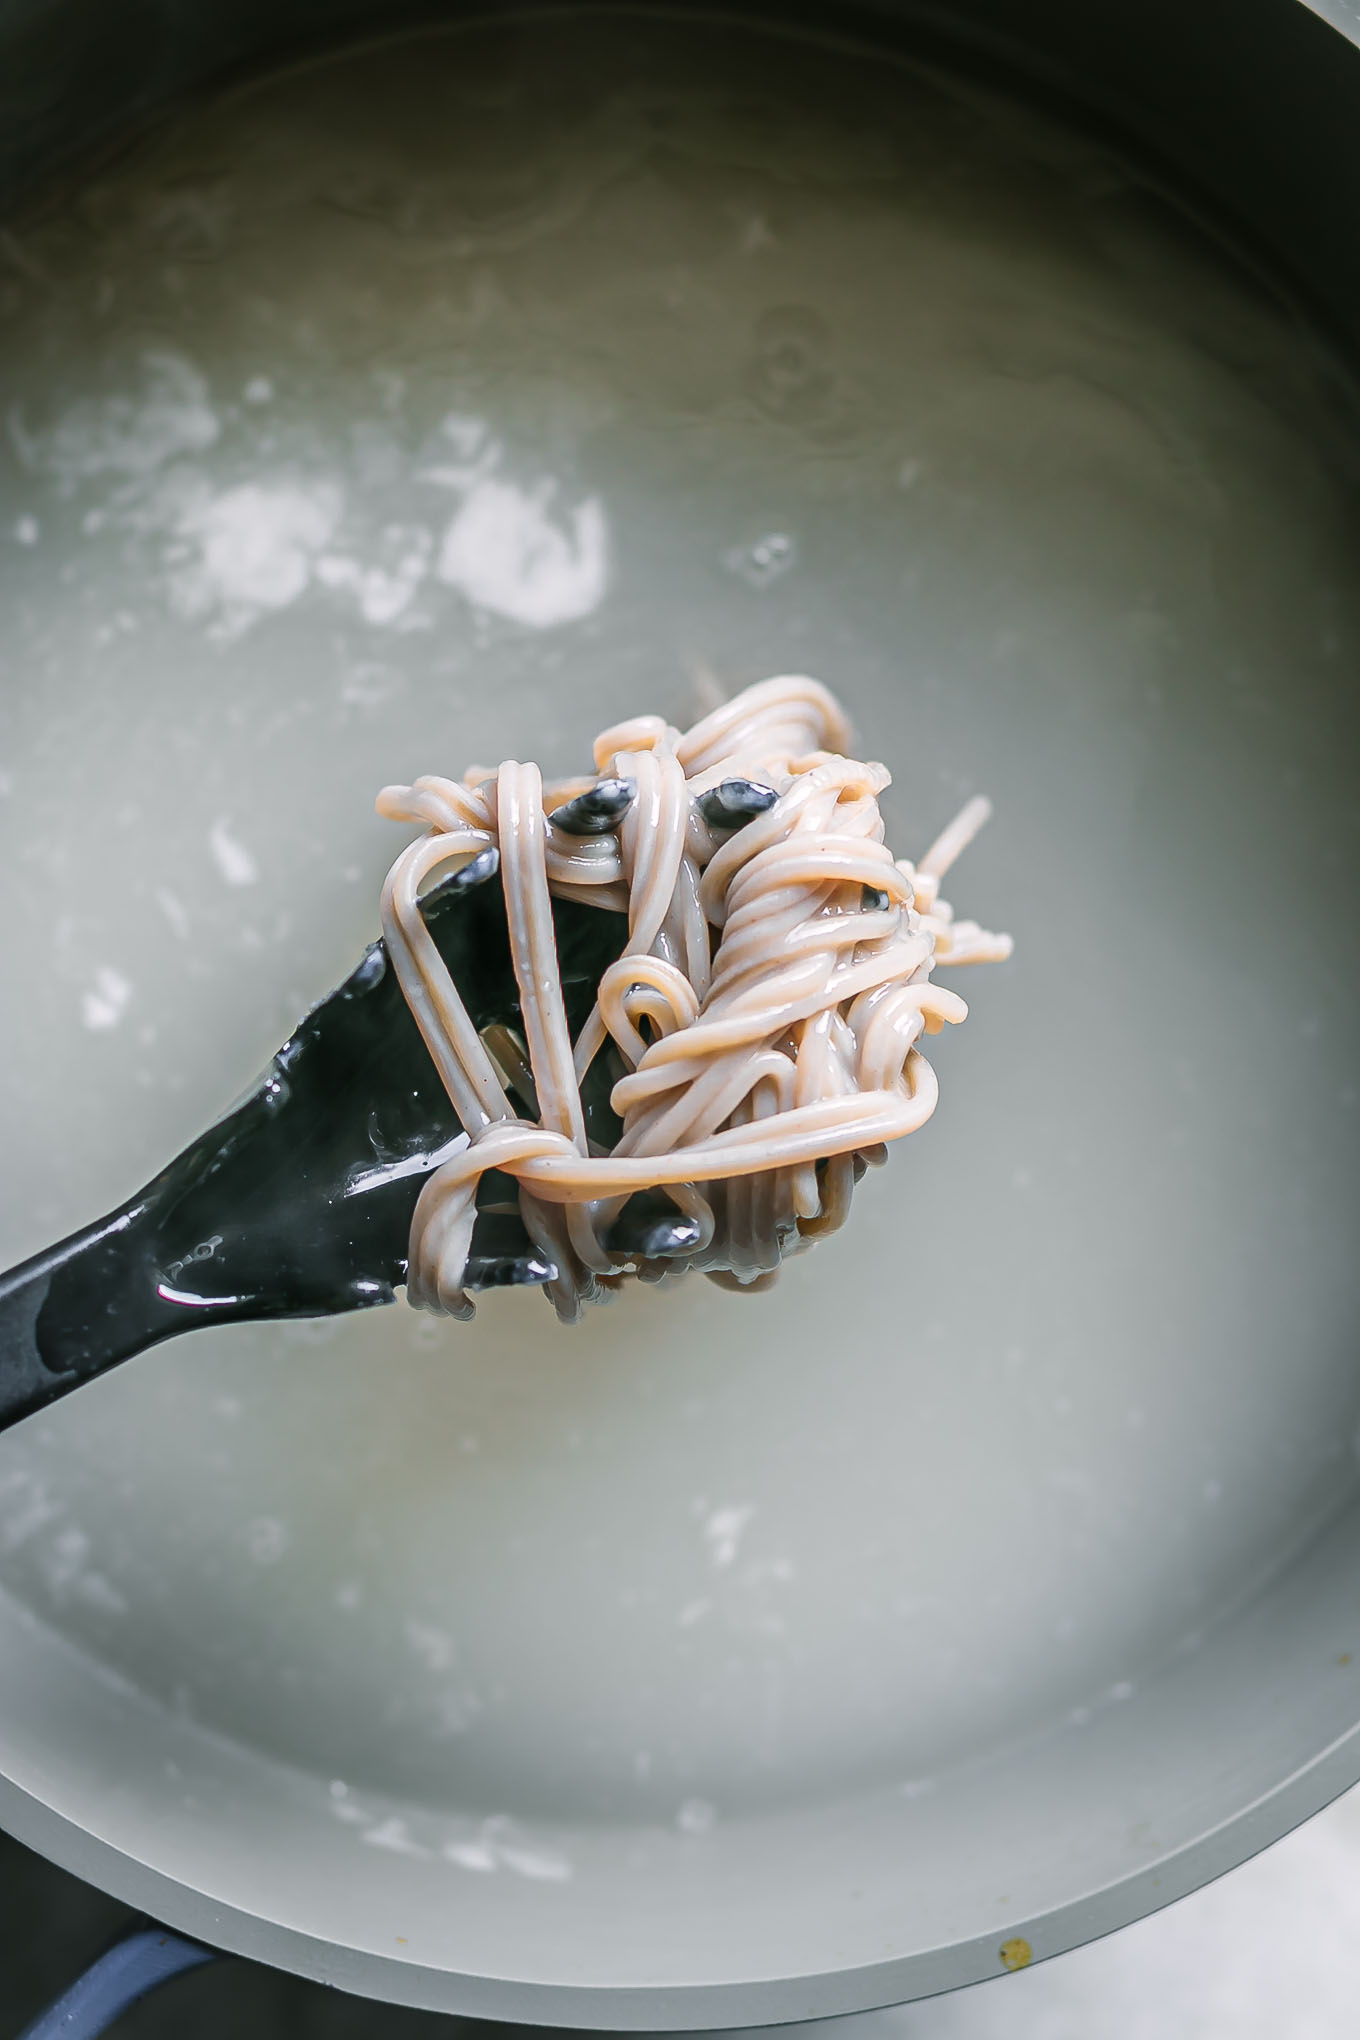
[377,676,1011,1321]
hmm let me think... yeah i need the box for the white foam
[82,966,132,1031]
[209,819,259,887]
[438,476,608,627]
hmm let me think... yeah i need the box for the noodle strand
[377,676,1011,1319]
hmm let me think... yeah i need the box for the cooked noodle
[377,676,1011,1321]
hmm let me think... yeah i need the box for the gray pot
[0,0,1357,2027]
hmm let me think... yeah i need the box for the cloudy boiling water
[0,17,1358,1827]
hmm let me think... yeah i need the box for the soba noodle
[377,677,1011,1321]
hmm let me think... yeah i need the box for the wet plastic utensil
[0,862,629,1436]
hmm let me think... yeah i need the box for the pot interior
[0,5,1358,2023]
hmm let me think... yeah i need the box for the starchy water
[0,15,1357,1825]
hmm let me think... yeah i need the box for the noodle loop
[377,677,1010,1320]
